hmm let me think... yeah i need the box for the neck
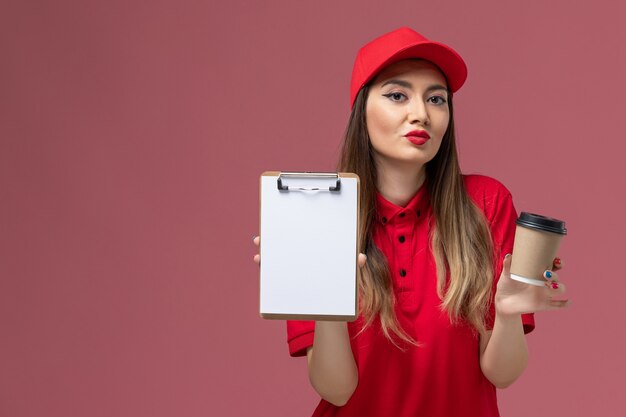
[375,159,426,207]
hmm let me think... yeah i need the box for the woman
[254,27,569,417]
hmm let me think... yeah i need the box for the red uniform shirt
[287,175,535,417]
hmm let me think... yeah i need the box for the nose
[407,99,429,125]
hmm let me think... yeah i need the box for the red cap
[349,27,468,107]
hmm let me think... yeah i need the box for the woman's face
[366,59,450,169]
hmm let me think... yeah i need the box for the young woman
[253,27,569,417]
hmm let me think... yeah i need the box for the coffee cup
[509,212,567,286]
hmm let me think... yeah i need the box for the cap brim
[363,42,467,93]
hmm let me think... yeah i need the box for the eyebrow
[380,79,448,93]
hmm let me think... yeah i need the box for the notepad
[259,172,360,321]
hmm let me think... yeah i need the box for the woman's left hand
[494,254,570,317]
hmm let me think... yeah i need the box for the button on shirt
[286,175,535,417]
[372,185,428,295]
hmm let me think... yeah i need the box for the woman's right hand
[252,235,367,268]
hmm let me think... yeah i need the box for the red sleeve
[286,320,315,357]
[468,176,535,334]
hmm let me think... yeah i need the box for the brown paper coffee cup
[510,212,567,286]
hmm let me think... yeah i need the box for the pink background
[1,1,625,416]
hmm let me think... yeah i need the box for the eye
[428,96,447,105]
[382,92,407,102]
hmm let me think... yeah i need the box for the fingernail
[544,270,553,279]
[551,282,559,289]
[554,257,562,266]
[504,253,511,259]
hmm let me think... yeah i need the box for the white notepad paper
[259,172,359,321]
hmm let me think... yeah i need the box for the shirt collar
[375,181,430,224]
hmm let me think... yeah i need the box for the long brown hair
[338,83,495,348]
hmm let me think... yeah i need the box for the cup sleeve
[286,320,315,357]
